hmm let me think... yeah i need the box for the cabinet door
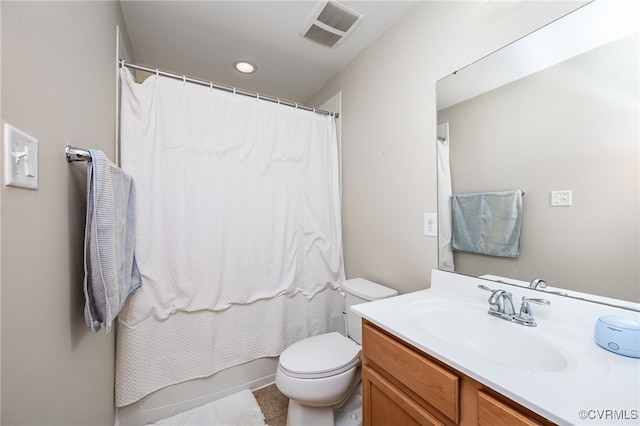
[477,391,543,426]
[363,365,445,426]
[363,321,460,423]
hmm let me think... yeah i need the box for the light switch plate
[4,123,38,190]
[424,212,438,237]
[550,190,572,207]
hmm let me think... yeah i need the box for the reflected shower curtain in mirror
[115,67,345,406]
[437,123,455,271]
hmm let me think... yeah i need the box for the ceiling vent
[299,1,364,48]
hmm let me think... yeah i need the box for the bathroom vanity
[353,270,640,425]
[362,320,551,425]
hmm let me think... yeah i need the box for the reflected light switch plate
[4,123,38,190]
[424,212,438,237]
[550,190,572,207]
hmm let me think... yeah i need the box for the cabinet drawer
[363,322,460,423]
[478,391,543,426]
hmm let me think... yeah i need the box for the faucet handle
[477,284,495,292]
[516,296,550,327]
[524,297,550,305]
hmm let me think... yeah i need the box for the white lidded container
[342,278,398,344]
[595,315,640,358]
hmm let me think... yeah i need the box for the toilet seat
[279,332,361,379]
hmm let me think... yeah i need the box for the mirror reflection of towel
[451,190,523,258]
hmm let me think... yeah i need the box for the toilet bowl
[275,278,397,426]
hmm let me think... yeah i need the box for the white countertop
[352,270,640,426]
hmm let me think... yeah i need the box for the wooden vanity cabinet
[362,320,555,426]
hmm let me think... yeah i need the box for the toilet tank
[342,278,398,345]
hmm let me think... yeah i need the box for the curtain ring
[313,107,316,113]
[256,93,260,101]
[233,88,236,96]
[182,75,186,85]
[210,82,213,92]
[277,98,280,106]
[155,68,159,77]
[295,103,298,109]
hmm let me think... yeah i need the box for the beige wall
[1,1,132,424]
[308,1,585,295]
[440,35,639,302]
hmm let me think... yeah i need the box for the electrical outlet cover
[424,212,438,237]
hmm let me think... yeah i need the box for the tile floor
[253,384,289,426]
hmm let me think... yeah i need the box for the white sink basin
[409,301,609,378]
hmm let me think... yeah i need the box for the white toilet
[276,278,398,426]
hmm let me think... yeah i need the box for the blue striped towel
[83,150,142,333]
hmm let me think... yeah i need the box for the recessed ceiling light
[234,61,257,74]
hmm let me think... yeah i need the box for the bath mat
[150,389,267,425]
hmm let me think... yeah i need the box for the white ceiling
[119,1,418,103]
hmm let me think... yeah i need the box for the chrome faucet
[529,278,568,296]
[487,289,516,318]
[477,285,549,327]
[529,278,547,289]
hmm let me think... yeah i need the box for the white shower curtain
[437,123,455,271]
[115,68,345,406]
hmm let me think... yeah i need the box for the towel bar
[65,145,91,162]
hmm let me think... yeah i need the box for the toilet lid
[279,332,361,379]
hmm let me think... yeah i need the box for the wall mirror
[436,0,639,310]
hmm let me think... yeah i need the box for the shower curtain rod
[119,60,339,118]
